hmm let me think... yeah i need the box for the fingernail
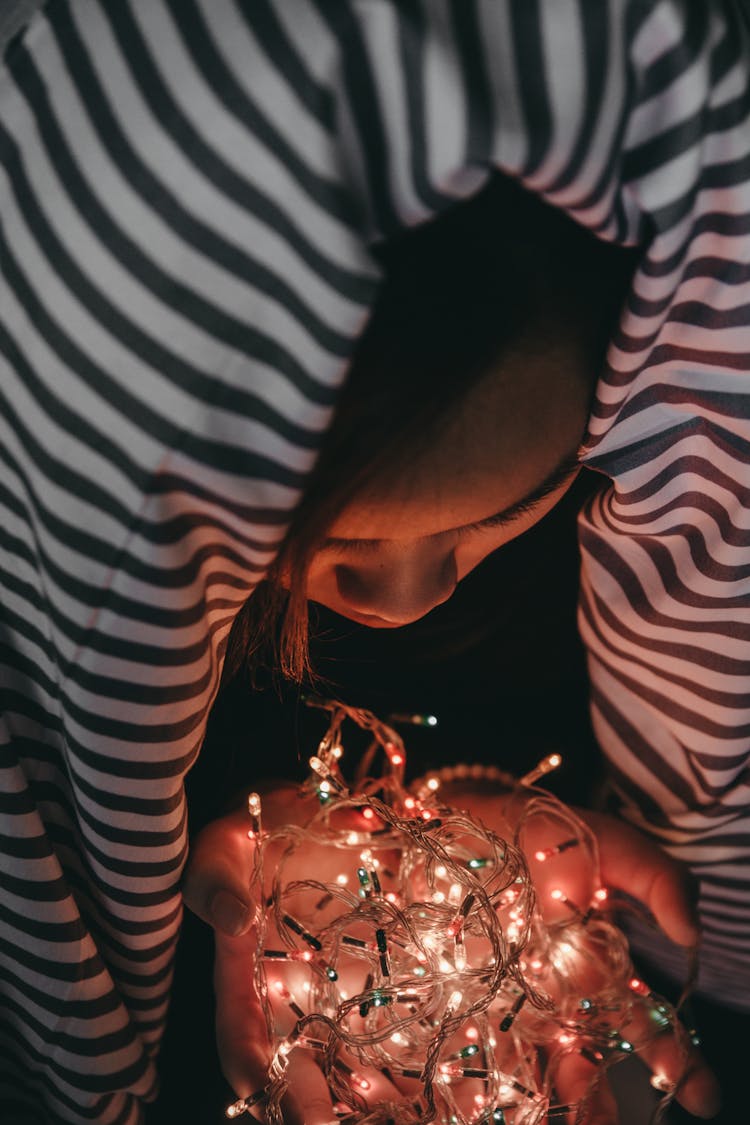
[210,890,251,936]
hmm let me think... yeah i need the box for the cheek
[453,489,572,579]
[453,535,505,581]
[453,520,531,580]
[304,558,339,604]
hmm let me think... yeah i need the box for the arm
[572,0,750,1017]
[578,459,750,1010]
[0,3,369,1120]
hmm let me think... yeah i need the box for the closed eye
[454,496,543,537]
[319,452,580,554]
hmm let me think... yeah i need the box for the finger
[554,1049,619,1124]
[214,927,272,1100]
[578,809,700,947]
[182,785,309,937]
[182,807,257,936]
[620,1008,722,1120]
[649,1042,721,1119]
[278,1049,336,1125]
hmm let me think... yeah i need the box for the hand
[183,785,722,1124]
[438,786,721,1123]
[182,787,342,1123]
[569,808,720,1121]
[184,787,407,1123]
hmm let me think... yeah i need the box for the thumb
[579,808,700,947]
[182,806,257,937]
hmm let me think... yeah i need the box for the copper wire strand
[237,698,696,1125]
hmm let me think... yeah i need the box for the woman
[1,2,748,1122]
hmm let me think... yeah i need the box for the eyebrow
[320,448,582,552]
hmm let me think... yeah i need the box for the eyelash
[323,537,385,556]
[455,497,540,538]
[323,498,543,555]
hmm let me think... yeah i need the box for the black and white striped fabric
[1,2,748,1121]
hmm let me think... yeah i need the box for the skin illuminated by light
[302,330,595,627]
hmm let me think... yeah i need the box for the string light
[533,838,578,862]
[390,712,439,728]
[519,753,562,787]
[228,699,696,1124]
[247,792,263,840]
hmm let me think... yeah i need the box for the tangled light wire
[226,699,697,1125]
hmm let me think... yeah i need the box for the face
[303,330,594,628]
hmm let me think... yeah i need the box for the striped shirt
[1,1,748,1121]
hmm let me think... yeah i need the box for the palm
[183,785,718,1123]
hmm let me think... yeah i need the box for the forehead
[325,333,592,542]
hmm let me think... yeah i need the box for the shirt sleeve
[577,0,750,1006]
[0,2,375,1120]
[1,1,748,1122]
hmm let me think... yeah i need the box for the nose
[334,540,457,624]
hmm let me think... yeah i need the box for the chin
[347,614,411,629]
[311,601,415,629]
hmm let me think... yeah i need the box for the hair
[223,173,640,686]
